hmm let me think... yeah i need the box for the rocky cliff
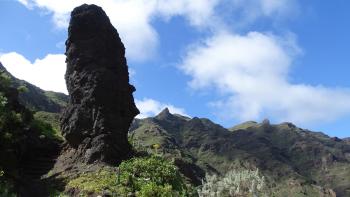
[60,4,139,164]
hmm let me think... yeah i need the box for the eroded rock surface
[61,4,139,164]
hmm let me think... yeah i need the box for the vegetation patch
[67,168,119,196]
[198,169,270,197]
[33,111,63,140]
[0,168,16,197]
[66,155,195,196]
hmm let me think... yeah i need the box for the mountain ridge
[0,62,68,113]
[130,110,350,196]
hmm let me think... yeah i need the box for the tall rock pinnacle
[61,4,139,164]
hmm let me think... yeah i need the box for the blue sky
[0,0,349,138]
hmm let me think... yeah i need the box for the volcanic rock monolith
[61,4,139,164]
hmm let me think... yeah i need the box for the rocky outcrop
[60,4,139,164]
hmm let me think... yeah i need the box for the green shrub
[198,169,270,197]
[0,180,16,197]
[31,118,62,140]
[0,93,7,109]
[138,182,174,197]
[118,155,187,194]
[34,111,60,132]
[0,110,27,146]
[66,155,194,196]
[0,168,16,197]
[67,168,119,195]
[0,71,11,88]
[17,85,28,93]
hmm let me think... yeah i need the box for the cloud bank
[0,52,67,93]
[180,32,350,124]
[16,0,295,61]
[17,0,221,61]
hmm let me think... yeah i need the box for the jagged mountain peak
[154,107,192,123]
[156,107,172,119]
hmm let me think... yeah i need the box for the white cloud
[16,0,298,61]
[180,32,350,125]
[0,52,67,94]
[135,98,188,118]
[16,0,222,61]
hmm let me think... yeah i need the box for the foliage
[32,111,63,140]
[0,93,7,109]
[0,68,63,196]
[0,71,29,142]
[0,71,11,88]
[17,85,28,93]
[66,156,194,196]
[138,182,174,197]
[30,118,62,140]
[198,169,270,197]
[0,180,16,197]
[34,111,60,130]
[67,168,119,195]
[44,91,69,108]
[0,168,16,197]
[118,155,188,194]
[0,106,28,147]
[0,70,62,141]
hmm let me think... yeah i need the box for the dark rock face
[61,4,139,164]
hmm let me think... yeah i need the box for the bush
[118,155,187,193]
[0,109,27,146]
[17,85,28,93]
[138,182,174,197]
[198,169,270,197]
[66,155,194,196]
[0,180,16,197]
[0,71,11,88]
[0,168,16,197]
[0,93,7,109]
[67,168,119,195]
[30,118,62,140]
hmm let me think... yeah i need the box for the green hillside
[130,108,350,196]
[0,66,62,196]
[0,62,68,113]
